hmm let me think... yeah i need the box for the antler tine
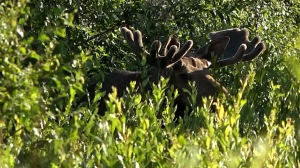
[147,40,163,66]
[165,40,193,68]
[159,45,178,68]
[243,37,266,61]
[215,44,247,67]
[134,30,144,53]
[148,35,193,68]
[208,28,266,66]
[121,27,150,58]
[164,35,180,56]
[148,37,179,68]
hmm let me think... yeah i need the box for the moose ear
[199,36,230,61]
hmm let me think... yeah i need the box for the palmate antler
[121,27,193,68]
[210,28,266,67]
[194,28,266,67]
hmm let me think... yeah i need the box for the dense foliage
[1,0,300,167]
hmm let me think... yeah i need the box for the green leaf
[56,27,66,38]
[39,34,50,42]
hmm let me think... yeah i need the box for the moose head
[85,27,266,120]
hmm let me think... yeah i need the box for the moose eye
[179,73,188,80]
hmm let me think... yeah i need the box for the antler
[121,27,149,58]
[208,28,266,67]
[153,35,194,68]
[121,27,193,68]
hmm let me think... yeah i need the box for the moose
[83,27,266,121]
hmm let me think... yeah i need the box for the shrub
[0,0,300,167]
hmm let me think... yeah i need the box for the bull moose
[82,27,266,121]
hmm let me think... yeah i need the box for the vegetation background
[0,0,300,167]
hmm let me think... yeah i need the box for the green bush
[0,0,300,167]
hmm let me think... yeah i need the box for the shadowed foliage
[1,0,300,167]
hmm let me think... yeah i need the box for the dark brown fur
[82,27,266,121]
